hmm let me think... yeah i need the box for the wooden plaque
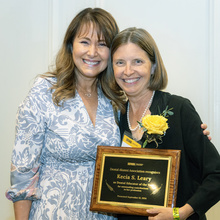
[90,146,181,216]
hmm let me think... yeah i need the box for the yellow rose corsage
[138,106,173,148]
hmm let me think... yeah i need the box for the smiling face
[113,42,152,98]
[72,24,109,82]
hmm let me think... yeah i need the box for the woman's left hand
[147,208,173,220]
[147,204,194,220]
[201,124,211,140]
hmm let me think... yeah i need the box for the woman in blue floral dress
[6,8,121,219]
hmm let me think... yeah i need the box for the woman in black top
[103,27,220,220]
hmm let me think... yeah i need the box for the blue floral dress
[6,77,120,219]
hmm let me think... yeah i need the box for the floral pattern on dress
[6,77,120,219]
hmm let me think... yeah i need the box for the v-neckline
[76,87,99,128]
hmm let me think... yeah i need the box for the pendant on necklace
[85,93,91,98]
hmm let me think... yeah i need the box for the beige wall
[1,0,219,219]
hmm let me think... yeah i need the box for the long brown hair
[44,8,119,106]
[103,27,168,114]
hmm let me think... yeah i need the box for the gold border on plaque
[98,154,172,208]
[90,146,181,216]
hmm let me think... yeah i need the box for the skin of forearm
[179,203,194,220]
[14,200,32,220]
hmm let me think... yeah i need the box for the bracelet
[173,207,180,220]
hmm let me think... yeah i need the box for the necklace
[127,91,155,132]
[77,85,95,98]
[84,92,92,98]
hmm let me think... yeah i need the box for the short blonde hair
[103,27,168,113]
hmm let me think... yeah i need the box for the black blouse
[118,91,220,220]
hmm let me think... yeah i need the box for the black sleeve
[176,96,220,216]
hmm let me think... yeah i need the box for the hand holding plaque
[90,146,181,216]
